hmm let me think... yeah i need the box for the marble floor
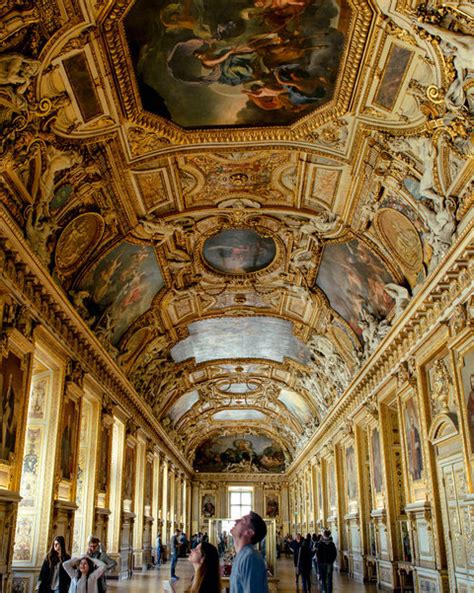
[108,556,378,593]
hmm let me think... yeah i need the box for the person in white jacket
[62,556,106,593]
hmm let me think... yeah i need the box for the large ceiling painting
[171,316,311,364]
[194,434,287,473]
[78,242,164,345]
[316,239,395,336]
[124,0,350,128]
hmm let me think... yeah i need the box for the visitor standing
[186,541,221,593]
[229,511,268,593]
[296,535,313,593]
[37,536,71,593]
[170,528,181,581]
[86,537,116,593]
[316,530,337,593]
[155,533,162,567]
[63,556,106,593]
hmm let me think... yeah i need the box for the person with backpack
[316,529,337,593]
[296,535,313,593]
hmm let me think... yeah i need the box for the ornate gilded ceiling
[0,0,472,473]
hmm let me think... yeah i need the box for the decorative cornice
[0,206,193,478]
[289,222,473,475]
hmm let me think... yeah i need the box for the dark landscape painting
[124,0,351,127]
[194,434,287,473]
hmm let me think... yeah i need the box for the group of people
[166,511,269,593]
[289,530,337,593]
[37,536,116,593]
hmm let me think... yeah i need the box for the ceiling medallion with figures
[202,227,277,275]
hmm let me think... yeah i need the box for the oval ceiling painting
[203,228,276,274]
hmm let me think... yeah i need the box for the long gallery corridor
[108,557,378,593]
[1,2,473,593]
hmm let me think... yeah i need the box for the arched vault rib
[158,368,321,431]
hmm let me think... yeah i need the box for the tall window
[229,487,253,519]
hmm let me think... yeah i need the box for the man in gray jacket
[87,537,117,593]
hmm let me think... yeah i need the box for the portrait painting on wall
[400,520,412,562]
[79,241,164,346]
[60,398,79,480]
[124,0,351,128]
[327,462,336,510]
[371,428,383,493]
[203,228,276,275]
[345,445,357,500]
[404,396,424,482]
[98,424,111,492]
[317,473,323,517]
[194,433,287,473]
[0,351,25,462]
[368,522,376,556]
[123,444,135,500]
[145,459,152,506]
[316,238,395,337]
[202,493,216,517]
[265,493,279,518]
[460,350,474,454]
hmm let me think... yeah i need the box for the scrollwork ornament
[397,360,416,388]
[430,358,453,414]
[66,358,85,388]
[449,303,467,335]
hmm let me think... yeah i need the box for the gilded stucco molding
[289,222,473,475]
[0,207,193,477]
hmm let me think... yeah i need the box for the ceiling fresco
[170,317,312,365]
[315,238,396,337]
[194,434,288,473]
[124,0,351,128]
[1,0,472,472]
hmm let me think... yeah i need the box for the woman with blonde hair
[186,541,221,593]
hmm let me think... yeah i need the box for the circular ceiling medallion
[202,228,276,275]
[376,208,423,272]
[55,213,105,275]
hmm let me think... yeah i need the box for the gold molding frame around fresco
[103,0,374,144]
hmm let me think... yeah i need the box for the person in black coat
[316,530,337,593]
[37,536,71,593]
[297,535,313,593]
[289,534,303,586]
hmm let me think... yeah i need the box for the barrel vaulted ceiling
[1,0,472,473]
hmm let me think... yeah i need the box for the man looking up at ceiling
[230,511,269,593]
